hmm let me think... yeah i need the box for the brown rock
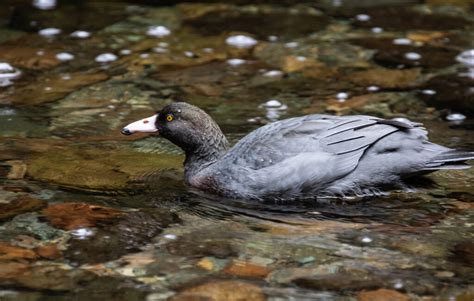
[0,243,37,261]
[0,72,109,106]
[41,203,124,230]
[196,258,215,271]
[357,288,410,301]
[348,68,422,89]
[0,196,47,221]
[35,244,62,260]
[293,271,384,291]
[171,280,266,301]
[0,45,60,70]
[4,160,27,179]
[0,262,29,280]
[223,260,271,278]
[282,56,323,73]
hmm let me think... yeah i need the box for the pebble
[226,35,258,48]
[95,53,118,63]
[147,26,170,38]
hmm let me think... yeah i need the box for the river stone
[419,74,474,116]
[171,280,266,301]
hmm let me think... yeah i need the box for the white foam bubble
[152,47,167,54]
[268,35,278,42]
[38,27,61,36]
[285,42,299,48]
[367,86,380,92]
[264,99,283,108]
[356,14,371,22]
[263,70,283,77]
[56,52,75,61]
[184,51,195,58]
[226,35,258,48]
[371,27,383,33]
[70,30,91,39]
[336,92,349,100]
[456,49,474,67]
[95,53,118,63]
[33,0,56,10]
[147,25,171,38]
[404,52,421,60]
[446,113,466,121]
[164,234,177,240]
[393,38,412,45]
[0,63,21,83]
[421,89,436,95]
[71,228,95,240]
[227,58,246,66]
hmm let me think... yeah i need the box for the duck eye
[166,114,174,122]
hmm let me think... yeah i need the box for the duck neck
[183,132,229,182]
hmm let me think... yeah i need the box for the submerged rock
[64,208,180,264]
[0,71,109,106]
[347,67,422,89]
[41,203,124,230]
[450,241,474,267]
[171,280,266,301]
[182,4,329,39]
[357,288,410,301]
[0,196,46,222]
[292,270,384,291]
[349,37,459,69]
[351,7,471,31]
[419,74,474,116]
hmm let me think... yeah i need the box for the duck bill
[121,114,158,135]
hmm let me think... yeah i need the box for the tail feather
[424,150,474,170]
[431,150,474,163]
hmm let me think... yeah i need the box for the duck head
[122,102,229,177]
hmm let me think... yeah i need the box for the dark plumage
[122,102,474,200]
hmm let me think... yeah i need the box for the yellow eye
[166,114,174,122]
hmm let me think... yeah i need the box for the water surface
[0,1,473,300]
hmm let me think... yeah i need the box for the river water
[0,1,473,300]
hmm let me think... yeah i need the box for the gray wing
[222,114,423,196]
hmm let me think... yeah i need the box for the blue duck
[122,102,473,200]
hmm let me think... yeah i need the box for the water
[0,1,473,300]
